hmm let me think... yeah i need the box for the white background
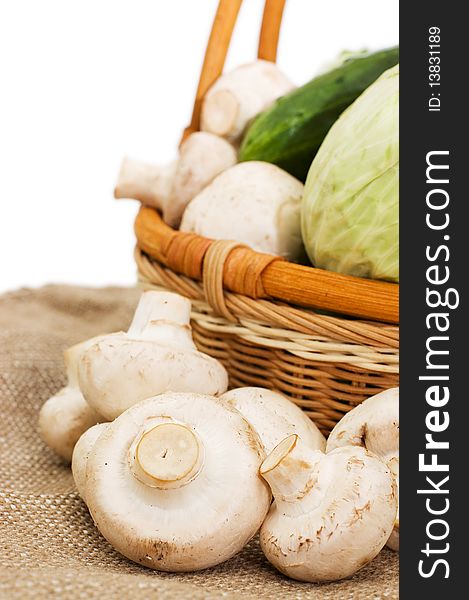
[0,0,398,294]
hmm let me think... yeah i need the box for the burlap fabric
[0,285,398,599]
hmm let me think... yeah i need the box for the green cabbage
[301,64,399,282]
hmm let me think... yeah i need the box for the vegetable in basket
[114,60,294,227]
[115,132,237,228]
[180,161,305,261]
[301,64,399,282]
[239,47,399,181]
[200,60,295,143]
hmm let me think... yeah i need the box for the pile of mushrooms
[114,60,294,222]
[39,290,228,457]
[39,290,399,581]
[36,55,401,582]
[114,60,305,261]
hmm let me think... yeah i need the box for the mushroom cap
[326,387,399,461]
[260,438,397,582]
[78,337,228,420]
[180,161,305,261]
[326,387,399,551]
[38,387,102,462]
[387,522,399,551]
[71,422,108,501]
[221,387,325,453]
[85,393,271,571]
[165,132,237,228]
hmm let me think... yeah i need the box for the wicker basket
[133,0,399,434]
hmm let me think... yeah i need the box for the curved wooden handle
[135,207,399,324]
[258,0,286,61]
[182,0,287,143]
[181,0,242,144]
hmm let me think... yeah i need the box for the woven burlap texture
[0,285,398,599]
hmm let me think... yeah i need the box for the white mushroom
[71,422,108,501]
[78,291,228,420]
[326,387,399,551]
[114,157,176,217]
[200,60,295,142]
[259,434,397,582]
[114,132,237,227]
[84,392,271,571]
[38,338,106,462]
[220,387,325,454]
[180,162,305,261]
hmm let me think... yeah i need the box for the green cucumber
[239,47,399,181]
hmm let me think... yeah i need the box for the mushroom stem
[115,133,236,227]
[114,157,177,213]
[127,291,195,348]
[260,435,320,502]
[130,422,203,489]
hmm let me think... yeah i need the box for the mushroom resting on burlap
[80,392,271,572]
[327,387,400,550]
[78,291,228,421]
[259,434,397,582]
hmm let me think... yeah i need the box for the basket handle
[258,0,286,61]
[181,0,286,143]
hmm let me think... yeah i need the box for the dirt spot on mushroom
[359,423,368,448]
[346,456,365,471]
[141,539,178,563]
[266,535,289,558]
[297,536,314,550]
[295,473,318,500]
[348,501,372,526]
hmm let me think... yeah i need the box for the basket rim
[135,207,399,325]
